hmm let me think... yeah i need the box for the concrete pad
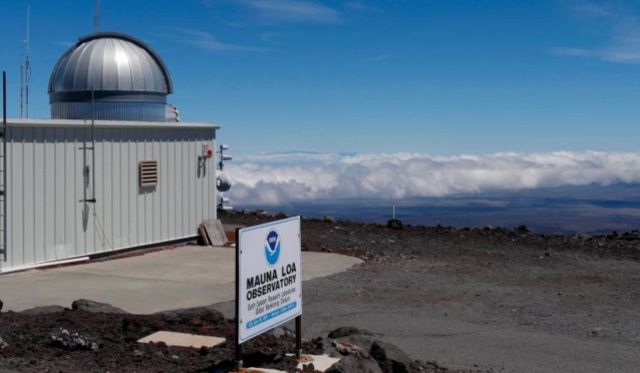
[0,245,362,314]
[297,354,341,372]
[138,331,225,348]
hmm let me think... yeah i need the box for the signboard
[236,216,302,344]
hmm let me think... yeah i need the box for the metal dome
[49,32,174,122]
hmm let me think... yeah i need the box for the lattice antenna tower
[20,5,31,118]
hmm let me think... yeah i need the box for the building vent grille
[139,161,158,187]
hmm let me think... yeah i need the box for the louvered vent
[139,161,158,188]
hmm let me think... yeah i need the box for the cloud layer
[224,152,640,205]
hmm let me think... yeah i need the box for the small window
[139,161,158,188]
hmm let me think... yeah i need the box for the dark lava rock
[50,328,100,351]
[20,305,67,315]
[0,299,3,311]
[154,305,225,324]
[71,299,126,314]
[0,335,8,350]
[387,219,404,230]
[333,340,367,357]
[370,340,412,373]
[326,354,383,373]
[328,326,372,339]
[336,334,377,353]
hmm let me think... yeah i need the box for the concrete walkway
[0,245,362,314]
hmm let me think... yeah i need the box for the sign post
[235,216,303,366]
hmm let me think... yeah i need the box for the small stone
[590,328,605,338]
[301,362,316,372]
[271,326,293,338]
[0,336,8,350]
[387,219,403,230]
[133,349,144,357]
[50,327,100,351]
[312,336,324,349]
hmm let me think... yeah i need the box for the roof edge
[6,118,219,130]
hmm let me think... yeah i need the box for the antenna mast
[20,5,31,118]
[94,0,100,32]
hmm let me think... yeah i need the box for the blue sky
[1,0,640,155]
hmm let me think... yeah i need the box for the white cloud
[179,29,264,53]
[203,0,341,23]
[224,151,640,205]
[557,1,640,63]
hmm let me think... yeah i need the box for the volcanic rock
[387,219,404,230]
[20,305,66,315]
[326,354,383,373]
[328,326,372,339]
[370,340,412,373]
[154,305,225,324]
[50,328,99,351]
[71,299,126,314]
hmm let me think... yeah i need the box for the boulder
[370,340,413,373]
[154,305,225,324]
[333,340,366,356]
[328,326,371,339]
[326,354,383,373]
[71,299,126,314]
[335,334,377,354]
[20,305,67,315]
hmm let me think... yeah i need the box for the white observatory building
[0,32,220,272]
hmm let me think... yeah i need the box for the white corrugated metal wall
[1,119,218,271]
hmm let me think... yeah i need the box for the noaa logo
[264,230,281,266]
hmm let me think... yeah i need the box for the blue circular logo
[264,230,281,266]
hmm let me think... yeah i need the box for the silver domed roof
[48,32,173,97]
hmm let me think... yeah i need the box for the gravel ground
[220,211,640,372]
[0,305,309,372]
[2,210,639,372]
